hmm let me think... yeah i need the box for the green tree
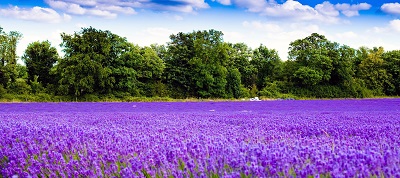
[288,33,335,86]
[57,27,129,96]
[22,41,58,87]
[15,64,28,79]
[383,50,400,95]
[330,45,356,85]
[0,27,22,88]
[251,44,282,90]
[164,32,194,97]
[225,43,256,89]
[293,66,323,86]
[112,43,140,95]
[136,46,165,96]
[150,44,168,61]
[226,67,246,98]
[358,47,392,95]
[166,30,229,98]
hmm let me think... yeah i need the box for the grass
[1,92,398,103]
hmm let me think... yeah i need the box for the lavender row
[1,99,400,177]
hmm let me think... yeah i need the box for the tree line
[0,26,399,101]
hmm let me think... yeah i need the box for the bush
[343,79,373,98]
[289,85,343,98]
[249,84,258,98]
[82,94,100,102]
[0,84,6,97]
[34,93,53,102]
[259,81,280,98]
[8,78,31,95]
[30,75,44,94]
[239,85,250,98]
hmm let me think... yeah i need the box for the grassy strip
[0,93,398,103]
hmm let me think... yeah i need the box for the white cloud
[381,3,400,15]
[46,0,85,15]
[142,0,209,13]
[0,5,70,23]
[242,20,326,59]
[262,0,315,17]
[315,1,339,17]
[232,0,267,12]
[89,9,117,19]
[45,0,135,18]
[99,5,136,15]
[44,0,209,18]
[335,3,371,17]
[215,0,370,23]
[370,19,400,33]
[260,0,339,23]
[389,19,400,32]
[212,0,232,6]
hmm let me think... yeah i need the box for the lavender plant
[1,99,399,177]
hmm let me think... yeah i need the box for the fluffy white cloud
[139,0,209,13]
[381,3,400,15]
[45,0,136,18]
[259,0,340,23]
[262,0,315,17]
[370,19,400,33]
[44,0,209,18]
[389,19,400,32]
[335,3,371,17]
[216,0,370,23]
[0,6,70,23]
[315,1,339,17]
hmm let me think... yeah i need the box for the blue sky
[1,0,400,60]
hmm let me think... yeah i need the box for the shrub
[8,78,31,95]
[0,84,6,97]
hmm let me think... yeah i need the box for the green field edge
[0,93,398,103]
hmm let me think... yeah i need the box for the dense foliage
[1,99,400,177]
[1,26,399,100]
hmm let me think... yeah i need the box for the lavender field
[1,99,400,177]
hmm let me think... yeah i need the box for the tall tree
[225,67,242,98]
[330,45,356,85]
[164,32,194,97]
[225,43,256,89]
[357,47,392,95]
[22,41,58,86]
[136,46,165,96]
[0,27,22,88]
[166,30,229,98]
[251,44,282,90]
[383,50,400,95]
[57,27,129,96]
[288,33,335,86]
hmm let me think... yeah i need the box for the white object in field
[249,97,261,101]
